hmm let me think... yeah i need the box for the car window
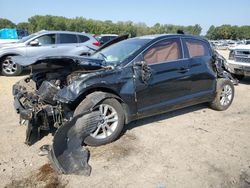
[144,38,182,65]
[78,35,89,43]
[59,34,78,44]
[36,34,56,45]
[184,38,210,58]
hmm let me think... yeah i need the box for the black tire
[1,56,22,76]
[209,79,234,111]
[74,96,125,146]
[233,74,244,81]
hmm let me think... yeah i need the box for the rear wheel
[209,79,234,111]
[74,97,125,146]
[1,56,22,76]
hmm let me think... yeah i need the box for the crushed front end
[12,56,106,145]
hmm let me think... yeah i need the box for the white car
[226,44,250,80]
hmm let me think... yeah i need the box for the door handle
[178,67,189,73]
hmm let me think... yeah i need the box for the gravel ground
[0,50,250,188]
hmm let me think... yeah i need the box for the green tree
[0,18,16,29]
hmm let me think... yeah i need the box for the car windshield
[17,33,38,43]
[92,38,150,65]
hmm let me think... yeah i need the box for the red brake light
[93,41,101,47]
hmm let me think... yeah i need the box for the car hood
[0,42,25,49]
[11,55,107,68]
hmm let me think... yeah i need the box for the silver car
[0,30,101,76]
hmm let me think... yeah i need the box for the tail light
[229,50,235,60]
[93,41,101,47]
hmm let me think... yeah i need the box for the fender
[74,91,132,124]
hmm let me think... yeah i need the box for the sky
[0,0,250,35]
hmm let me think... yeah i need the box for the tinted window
[144,38,182,64]
[78,35,89,43]
[184,38,210,58]
[36,34,56,45]
[59,34,77,44]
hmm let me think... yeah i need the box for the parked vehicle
[226,44,250,80]
[96,34,118,45]
[0,30,101,76]
[13,34,235,146]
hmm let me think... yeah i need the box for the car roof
[36,30,93,37]
[98,34,118,37]
[136,33,207,42]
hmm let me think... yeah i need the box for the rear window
[59,34,78,44]
[184,38,210,58]
[78,35,89,43]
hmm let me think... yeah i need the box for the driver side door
[135,37,192,118]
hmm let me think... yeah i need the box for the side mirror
[29,40,39,46]
[134,61,146,67]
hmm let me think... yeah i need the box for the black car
[13,34,235,146]
[96,34,118,45]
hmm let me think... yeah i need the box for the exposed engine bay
[12,57,107,145]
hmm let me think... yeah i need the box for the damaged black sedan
[13,34,235,146]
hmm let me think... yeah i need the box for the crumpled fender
[73,91,130,123]
[213,51,238,85]
[49,110,102,176]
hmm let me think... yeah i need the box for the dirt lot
[0,50,250,188]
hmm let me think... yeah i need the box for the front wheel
[209,79,234,111]
[1,57,22,76]
[74,98,125,146]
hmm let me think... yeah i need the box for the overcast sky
[1,0,250,34]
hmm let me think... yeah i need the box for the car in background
[0,30,101,76]
[96,34,118,45]
[226,44,250,80]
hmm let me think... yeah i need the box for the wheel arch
[72,87,132,124]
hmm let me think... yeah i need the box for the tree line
[206,25,250,40]
[0,15,250,39]
[0,15,202,37]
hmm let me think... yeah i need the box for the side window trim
[142,37,183,65]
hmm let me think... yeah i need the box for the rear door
[135,37,192,117]
[56,33,79,55]
[181,37,216,100]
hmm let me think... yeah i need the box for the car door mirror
[134,60,152,84]
[29,40,39,46]
[134,60,146,67]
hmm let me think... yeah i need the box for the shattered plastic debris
[49,110,102,176]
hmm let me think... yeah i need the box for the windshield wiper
[98,52,107,60]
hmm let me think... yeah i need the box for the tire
[74,97,125,146]
[209,79,234,111]
[1,56,22,76]
[232,74,244,81]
